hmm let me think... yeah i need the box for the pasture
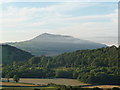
[2,78,88,86]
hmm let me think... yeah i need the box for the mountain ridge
[9,33,107,56]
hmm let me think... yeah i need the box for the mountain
[0,44,33,64]
[9,33,107,56]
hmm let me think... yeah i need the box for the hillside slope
[2,46,120,84]
[9,33,107,56]
[0,44,33,64]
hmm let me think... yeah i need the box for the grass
[82,85,120,89]
[1,87,58,90]
[2,82,40,86]
[1,78,89,90]
[4,78,120,90]
[1,81,58,90]
[2,78,89,86]
[20,78,89,86]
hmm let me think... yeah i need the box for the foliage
[5,74,10,82]
[1,44,33,64]
[2,46,120,85]
[13,75,20,82]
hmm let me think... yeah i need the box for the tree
[2,46,119,85]
[13,75,20,82]
[5,74,10,82]
[55,70,73,78]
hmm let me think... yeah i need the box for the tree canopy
[2,46,120,85]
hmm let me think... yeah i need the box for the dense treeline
[2,46,120,85]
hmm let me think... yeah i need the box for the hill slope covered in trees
[0,44,33,64]
[2,46,120,85]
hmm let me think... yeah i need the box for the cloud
[2,5,117,28]
[47,9,118,38]
[0,2,118,45]
[1,3,95,28]
[0,0,15,4]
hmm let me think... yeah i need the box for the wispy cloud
[1,3,117,28]
[1,3,96,27]
[0,2,118,46]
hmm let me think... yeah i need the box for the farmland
[2,78,89,86]
[1,78,88,90]
[83,85,120,89]
[1,78,120,90]
[2,82,40,86]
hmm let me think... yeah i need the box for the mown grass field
[2,82,40,86]
[83,85,120,89]
[19,78,88,86]
[1,78,89,90]
[1,87,58,90]
[2,78,88,86]
[1,78,120,90]
[1,81,58,90]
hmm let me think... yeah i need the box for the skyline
[0,2,118,46]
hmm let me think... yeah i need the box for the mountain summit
[31,33,75,42]
[34,33,54,38]
[9,33,107,56]
[31,33,91,43]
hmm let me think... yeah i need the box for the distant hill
[9,33,107,56]
[0,44,33,64]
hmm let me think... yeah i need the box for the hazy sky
[0,1,118,46]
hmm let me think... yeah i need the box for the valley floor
[1,82,40,87]
[83,85,120,89]
[1,78,120,90]
[2,78,88,86]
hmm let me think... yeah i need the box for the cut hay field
[2,78,89,86]
[83,85,120,89]
[1,79,120,90]
[2,82,40,86]
[19,78,88,86]
[1,81,58,90]
[1,87,57,90]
